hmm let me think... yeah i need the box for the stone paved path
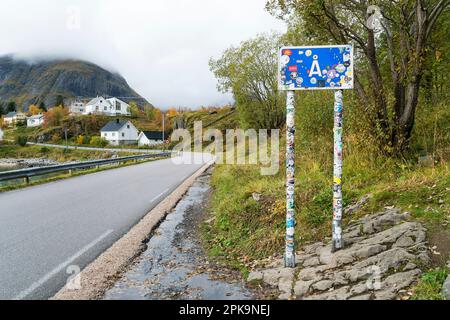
[247,208,431,300]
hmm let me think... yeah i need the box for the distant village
[1,96,167,147]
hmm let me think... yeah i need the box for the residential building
[100,119,139,146]
[69,100,85,114]
[3,112,26,126]
[27,114,44,127]
[137,131,167,146]
[84,96,130,116]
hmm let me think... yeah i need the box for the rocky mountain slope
[0,55,151,110]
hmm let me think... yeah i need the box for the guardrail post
[23,177,29,185]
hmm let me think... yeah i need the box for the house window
[112,133,116,137]
[116,101,121,111]
[96,106,99,111]
[104,133,108,137]
[104,106,107,111]
[127,125,130,129]
[122,133,125,137]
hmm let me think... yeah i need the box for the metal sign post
[285,90,296,267]
[332,90,344,251]
[278,45,354,264]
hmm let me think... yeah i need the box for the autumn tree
[129,101,141,118]
[143,104,155,121]
[44,106,69,127]
[210,33,285,129]
[28,105,43,116]
[266,0,449,153]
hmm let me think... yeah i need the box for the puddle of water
[104,170,252,300]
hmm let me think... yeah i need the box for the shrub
[51,133,61,143]
[89,136,108,148]
[15,135,28,147]
[40,147,50,153]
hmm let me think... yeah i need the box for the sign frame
[278,44,354,91]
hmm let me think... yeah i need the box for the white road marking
[13,229,114,300]
[150,188,170,203]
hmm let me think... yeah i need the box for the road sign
[279,45,354,266]
[278,45,354,91]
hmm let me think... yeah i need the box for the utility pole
[162,112,165,151]
[64,128,68,149]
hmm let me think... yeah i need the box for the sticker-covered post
[332,90,344,251]
[279,45,354,259]
[285,90,296,267]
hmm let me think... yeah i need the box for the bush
[40,147,50,153]
[51,133,61,143]
[89,136,108,148]
[15,135,28,147]
[76,135,90,145]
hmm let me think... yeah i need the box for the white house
[69,100,85,114]
[100,119,139,145]
[3,112,26,126]
[138,131,166,146]
[27,114,44,127]
[84,96,130,116]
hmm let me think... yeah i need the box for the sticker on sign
[279,45,354,91]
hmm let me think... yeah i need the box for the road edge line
[51,159,215,300]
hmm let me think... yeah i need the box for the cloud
[0,0,286,108]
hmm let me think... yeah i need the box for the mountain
[0,55,151,110]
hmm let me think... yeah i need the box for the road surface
[0,154,211,300]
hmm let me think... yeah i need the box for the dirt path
[104,168,252,300]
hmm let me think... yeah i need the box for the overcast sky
[0,0,286,109]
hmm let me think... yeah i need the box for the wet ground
[103,169,252,300]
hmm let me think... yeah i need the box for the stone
[312,280,334,291]
[344,194,372,215]
[353,247,417,274]
[303,256,320,267]
[252,193,261,201]
[353,244,386,259]
[278,277,293,294]
[350,282,368,295]
[262,267,295,287]
[381,269,421,291]
[318,245,336,266]
[278,292,291,300]
[374,290,396,300]
[349,294,372,300]
[297,265,328,282]
[247,271,263,282]
[393,235,415,248]
[403,263,417,271]
[442,275,450,300]
[294,280,314,297]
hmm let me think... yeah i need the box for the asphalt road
[0,154,210,300]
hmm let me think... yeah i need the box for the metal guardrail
[0,152,171,183]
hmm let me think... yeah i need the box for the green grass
[411,267,449,300]
[202,140,450,275]
[0,143,126,162]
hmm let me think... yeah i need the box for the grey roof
[100,120,131,132]
[141,131,166,140]
[5,112,17,117]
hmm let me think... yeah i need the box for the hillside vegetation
[202,1,450,299]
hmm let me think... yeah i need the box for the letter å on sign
[278,45,354,91]
[278,45,354,265]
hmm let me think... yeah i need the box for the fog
[0,0,286,108]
